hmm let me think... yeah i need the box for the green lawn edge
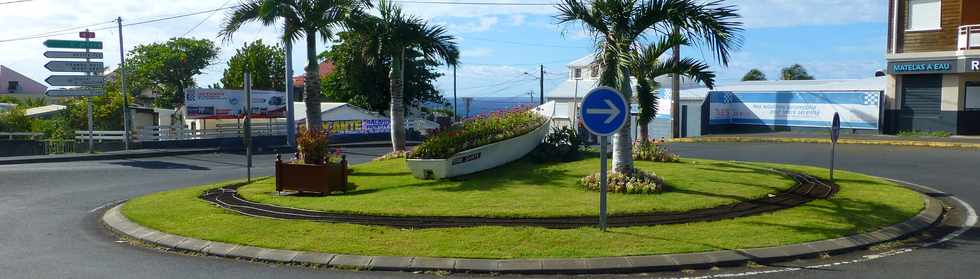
[235,157,799,218]
[121,161,924,259]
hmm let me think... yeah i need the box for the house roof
[25,105,66,118]
[567,55,596,67]
[292,102,385,122]
[547,75,703,99]
[292,60,336,88]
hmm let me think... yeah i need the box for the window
[7,81,18,93]
[591,64,600,77]
[573,68,582,79]
[966,82,980,110]
[907,0,941,31]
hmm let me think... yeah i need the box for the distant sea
[438,97,538,117]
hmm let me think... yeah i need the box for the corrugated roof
[25,105,66,117]
[567,55,595,67]
[292,102,385,122]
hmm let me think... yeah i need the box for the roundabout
[108,153,935,273]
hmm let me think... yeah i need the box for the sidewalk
[675,132,980,148]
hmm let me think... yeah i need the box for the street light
[573,76,582,129]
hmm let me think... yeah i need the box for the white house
[0,65,48,101]
[546,55,702,139]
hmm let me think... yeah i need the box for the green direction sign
[43,39,103,50]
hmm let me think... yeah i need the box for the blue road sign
[831,112,841,143]
[581,87,628,136]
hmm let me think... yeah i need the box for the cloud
[444,17,500,33]
[461,48,494,58]
[510,15,527,27]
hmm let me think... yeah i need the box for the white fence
[75,130,127,142]
[0,132,44,140]
[133,124,287,142]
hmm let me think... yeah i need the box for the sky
[0,0,889,102]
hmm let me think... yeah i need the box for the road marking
[89,200,123,213]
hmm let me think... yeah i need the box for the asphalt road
[0,143,976,278]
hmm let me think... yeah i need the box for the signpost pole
[85,30,94,154]
[245,72,253,183]
[284,34,296,147]
[117,17,130,150]
[599,135,608,232]
[830,112,841,184]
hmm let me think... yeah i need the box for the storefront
[885,58,980,135]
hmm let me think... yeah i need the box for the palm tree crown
[220,0,373,132]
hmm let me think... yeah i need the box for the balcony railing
[959,25,980,50]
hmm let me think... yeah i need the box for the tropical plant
[781,64,814,80]
[741,68,766,81]
[220,0,373,132]
[531,126,585,163]
[410,107,547,159]
[631,34,716,142]
[580,169,664,194]
[347,0,459,152]
[127,38,219,108]
[295,128,331,164]
[557,0,741,174]
[220,39,286,91]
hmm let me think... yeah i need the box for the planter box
[406,102,556,179]
[275,156,349,195]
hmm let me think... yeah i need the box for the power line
[0,0,31,5]
[464,36,591,49]
[182,0,234,37]
[393,0,555,5]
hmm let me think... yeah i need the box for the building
[292,60,336,91]
[0,65,47,101]
[546,55,700,139]
[885,0,980,134]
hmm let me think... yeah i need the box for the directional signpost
[830,112,841,183]
[44,31,105,153]
[580,86,628,232]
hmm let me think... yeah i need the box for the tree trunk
[389,48,406,151]
[639,121,649,143]
[611,70,634,174]
[670,27,681,139]
[304,32,323,132]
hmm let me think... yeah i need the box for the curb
[102,193,944,274]
[671,137,980,149]
[0,149,219,165]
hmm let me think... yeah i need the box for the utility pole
[463,97,473,118]
[453,65,457,121]
[539,65,545,105]
[84,29,94,154]
[284,26,296,147]
[117,17,131,150]
[671,27,681,139]
[244,71,253,183]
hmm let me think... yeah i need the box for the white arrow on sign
[44,61,103,73]
[45,75,104,86]
[45,88,104,97]
[588,99,622,124]
[43,51,103,59]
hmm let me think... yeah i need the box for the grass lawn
[122,160,925,259]
[237,156,797,218]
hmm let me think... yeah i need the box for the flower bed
[410,106,549,159]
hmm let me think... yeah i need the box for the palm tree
[557,0,741,174]
[350,0,459,152]
[631,34,715,143]
[220,0,372,132]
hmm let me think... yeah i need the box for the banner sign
[185,88,286,119]
[324,119,390,135]
[708,91,881,130]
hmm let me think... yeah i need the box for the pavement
[0,143,976,278]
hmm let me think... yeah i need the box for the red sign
[79,31,96,39]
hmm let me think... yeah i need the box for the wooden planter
[275,154,349,195]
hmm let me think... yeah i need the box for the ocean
[445,97,538,117]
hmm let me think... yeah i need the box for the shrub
[410,106,548,159]
[296,128,331,164]
[375,150,412,161]
[580,169,664,194]
[531,126,584,162]
[633,139,680,162]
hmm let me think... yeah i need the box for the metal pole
[830,141,836,183]
[245,72,253,183]
[453,65,457,121]
[284,36,296,147]
[539,65,545,105]
[85,29,94,154]
[573,78,579,128]
[117,17,131,150]
[599,135,608,232]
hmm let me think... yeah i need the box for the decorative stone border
[102,193,943,274]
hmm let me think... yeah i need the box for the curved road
[0,143,976,278]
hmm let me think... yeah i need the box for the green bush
[410,107,547,159]
[632,139,680,162]
[580,169,664,194]
[531,126,584,162]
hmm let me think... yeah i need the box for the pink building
[0,65,48,100]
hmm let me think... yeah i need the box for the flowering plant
[410,106,548,159]
[580,169,664,194]
[632,138,680,162]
